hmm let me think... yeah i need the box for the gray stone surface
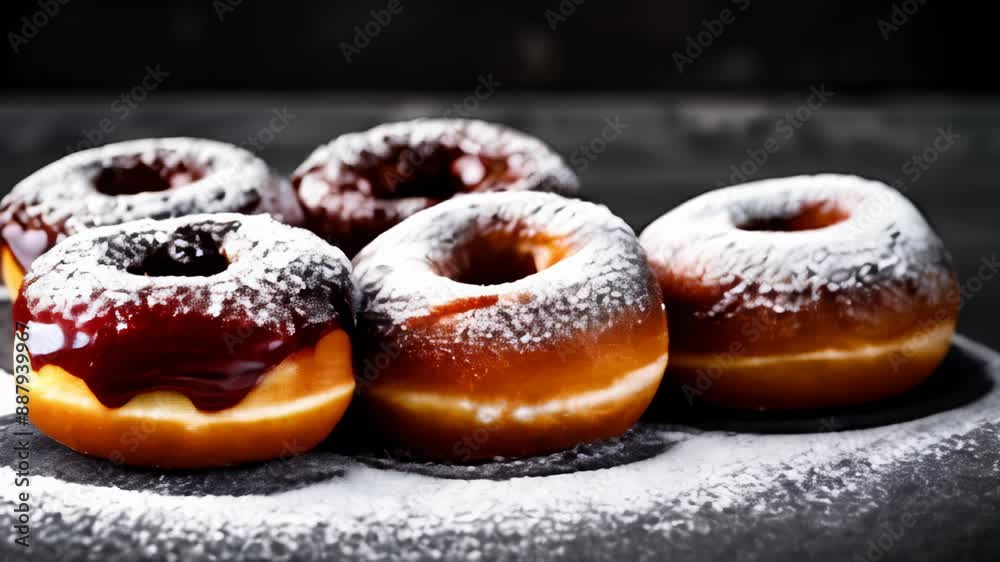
[0,336,997,562]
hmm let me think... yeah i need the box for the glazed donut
[292,119,579,256]
[352,191,668,460]
[0,137,303,298]
[640,174,959,410]
[14,213,354,468]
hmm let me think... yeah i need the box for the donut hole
[127,229,230,278]
[94,153,205,196]
[358,146,518,200]
[738,201,849,232]
[444,230,565,286]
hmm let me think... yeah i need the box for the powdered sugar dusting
[293,118,580,198]
[20,213,351,335]
[0,137,303,248]
[640,174,956,317]
[352,191,660,349]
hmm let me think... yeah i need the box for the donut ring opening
[736,199,850,232]
[92,151,207,196]
[437,227,569,286]
[325,146,523,200]
[124,225,231,278]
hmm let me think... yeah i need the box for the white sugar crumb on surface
[352,191,661,349]
[640,174,956,317]
[2,336,997,561]
[19,213,352,333]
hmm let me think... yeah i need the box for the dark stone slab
[1,336,998,562]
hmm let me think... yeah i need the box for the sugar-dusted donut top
[352,191,660,351]
[0,137,303,268]
[294,118,579,201]
[292,119,580,255]
[15,213,351,410]
[640,174,956,320]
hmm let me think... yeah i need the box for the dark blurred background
[1,0,993,92]
[1,0,998,346]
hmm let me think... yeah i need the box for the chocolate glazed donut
[640,174,959,410]
[292,119,579,256]
[0,137,303,298]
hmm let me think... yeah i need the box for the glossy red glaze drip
[14,294,336,411]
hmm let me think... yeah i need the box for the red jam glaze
[14,294,339,411]
[13,223,349,413]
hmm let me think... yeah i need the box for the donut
[14,213,354,468]
[640,174,959,410]
[352,191,668,460]
[0,137,303,298]
[292,119,579,257]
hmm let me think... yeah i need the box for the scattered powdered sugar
[0,137,303,242]
[1,335,997,561]
[352,191,661,349]
[640,174,956,317]
[19,213,351,335]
